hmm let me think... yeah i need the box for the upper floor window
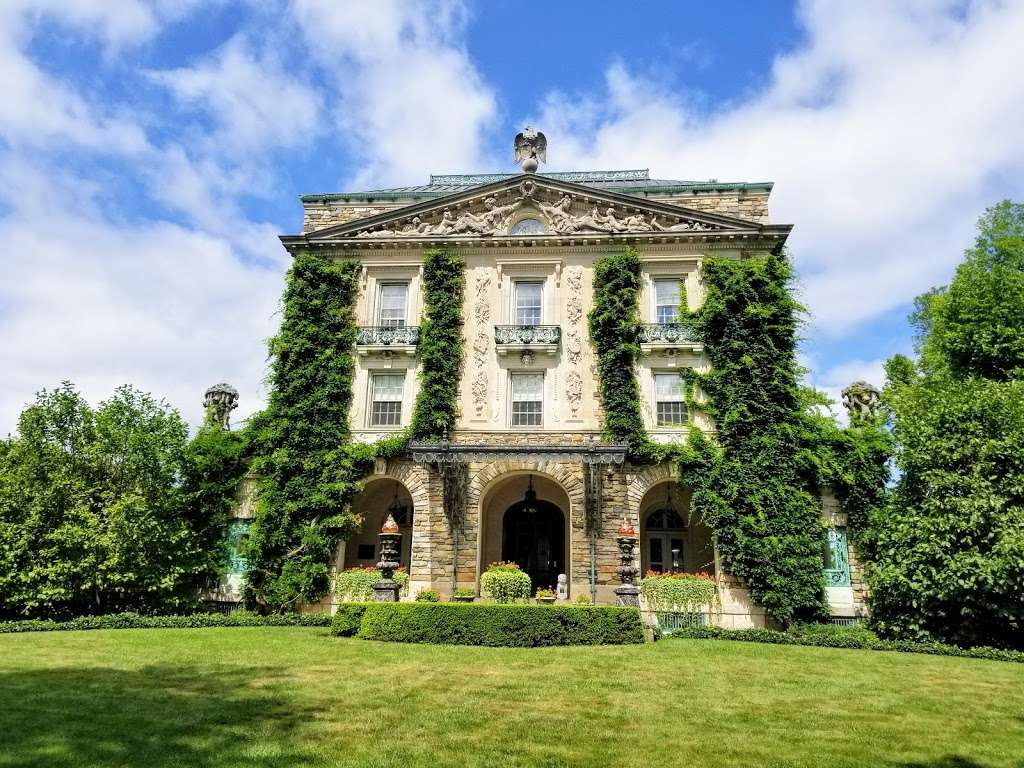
[513,281,543,325]
[377,282,408,327]
[511,372,543,427]
[653,279,682,323]
[370,373,404,427]
[655,373,687,427]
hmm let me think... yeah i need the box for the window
[824,527,851,587]
[513,281,543,325]
[653,279,682,323]
[509,218,547,235]
[226,520,251,575]
[655,373,687,426]
[377,282,408,327]
[511,372,543,427]
[370,373,404,427]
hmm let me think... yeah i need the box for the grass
[1,628,1023,768]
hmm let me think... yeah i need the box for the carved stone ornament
[348,186,719,240]
[566,371,583,418]
[842,381,882,419]
[471,270,492,417]
[203,383,238,430]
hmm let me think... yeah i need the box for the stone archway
[473,464,578,596]
[637,480,715,576]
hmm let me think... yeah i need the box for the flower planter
[451,595,475,603]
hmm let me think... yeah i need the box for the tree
[871,201,1024,648]
[0,382,212,618]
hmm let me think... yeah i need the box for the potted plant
[451,587,476,603]
[535,588,556,604]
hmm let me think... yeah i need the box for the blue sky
[2,0,1023,432]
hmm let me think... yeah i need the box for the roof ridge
[428,169,651,184]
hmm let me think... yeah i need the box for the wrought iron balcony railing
[494,325,561,346]
[637,323,699,345]
[355,325,420,346]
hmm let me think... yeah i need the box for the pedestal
[373,579,401,602]
[614,584,640,608]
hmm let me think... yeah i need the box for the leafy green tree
[0,382,209,618]
[871,201,1024,648]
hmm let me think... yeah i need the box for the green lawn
[1,628,1022,768]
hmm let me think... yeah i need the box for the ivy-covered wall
[242,248,466,612]
[589,247,833,624]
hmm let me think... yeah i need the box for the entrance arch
[638,481,715,576]
[502,485,566,592]
[478,472,572,595]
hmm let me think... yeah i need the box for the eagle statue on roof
[514,126,547,173]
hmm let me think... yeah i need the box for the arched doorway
[479,472,571,596]
[343,478,415,570]
[639,481,715,576]
[502,479,565,593]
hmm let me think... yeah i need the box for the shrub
[640,572,719,614]
[452,587,476,599]
[574,593,591,605]
[330,604,369,637]
[666,624,1024,663]
[415,590,440,603]
[334,567,409,602]
[479,562,531,603]
[0,611,330,634]
[353,603,644,647]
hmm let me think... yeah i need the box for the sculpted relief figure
[539,194,581,233]
[651,216,714,232]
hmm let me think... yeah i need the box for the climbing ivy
[589,247,831,624]
[410,248,466,439]
[243,248,466,612]
[244,254,371,612]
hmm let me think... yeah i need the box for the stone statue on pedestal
[203,383,238,430]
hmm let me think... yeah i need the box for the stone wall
[648,190,770,222]
[302,201,405,233]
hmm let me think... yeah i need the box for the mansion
[226,134,866,627]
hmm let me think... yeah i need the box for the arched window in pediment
[508,218,547,235]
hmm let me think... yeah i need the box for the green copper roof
[300,169,773,203]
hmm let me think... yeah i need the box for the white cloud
[0,156,285,434]
[290,0,498,187]
[531,0,1024,335]
[148,35,324,154]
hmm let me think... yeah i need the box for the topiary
[480,562,531,604]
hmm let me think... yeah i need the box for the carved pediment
[303,175,766,242]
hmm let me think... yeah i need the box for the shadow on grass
[897,758,1023,768]
[0,663,318,767]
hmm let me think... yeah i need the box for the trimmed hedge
[666,624,1024,663]
[331,603,644,646]
[0,611,330,634]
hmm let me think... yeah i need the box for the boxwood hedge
[0,611,330,634]
[331,603,644,646]
[667,624,1024,663]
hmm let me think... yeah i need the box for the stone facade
[260,164,862,628]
